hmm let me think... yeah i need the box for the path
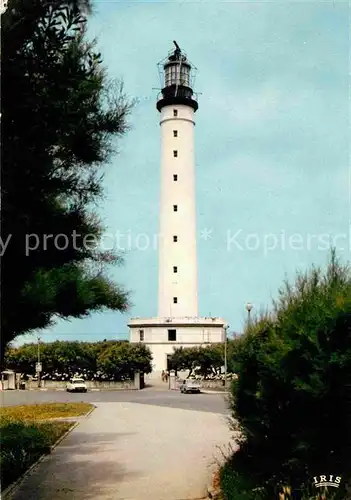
[6,402,235,500]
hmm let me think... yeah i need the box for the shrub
[225,251,351,498]
[1,420,49,489]
[0,419,72,491]
[4,340,152,381]
[221,455,264,499]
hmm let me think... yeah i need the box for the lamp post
[36,336,42,388]
[245,302,253,327]
[223,324,229,392]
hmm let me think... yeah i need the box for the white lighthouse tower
[129,42,225,377]
[157,41,198,319]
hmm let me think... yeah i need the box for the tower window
[173,174,178,181]
[173,109,178,117]
[173,297,178,304]
[168,329,177,341]
[139,329,144,342]
[173,235,178,242]
[173,130,178,137]
[173,150,178,157]
[173,266,178,273]
[173,205,178,212]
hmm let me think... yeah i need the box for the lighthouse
[157,41,198,318]
[129,42,226,377]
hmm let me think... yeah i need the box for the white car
[66,378,87,393]
[180,379,201,394]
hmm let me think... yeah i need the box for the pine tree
[1,0,133,360]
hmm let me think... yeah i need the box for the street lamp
[223,323,229,392]
[36,336,42,388]
[246,302,253,327]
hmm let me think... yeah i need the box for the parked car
[180,379,201,394]
[66,378,87,393]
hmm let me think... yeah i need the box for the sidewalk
[201,390,227,395]
[6,402,234,500]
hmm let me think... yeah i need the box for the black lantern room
[157,41,198,112]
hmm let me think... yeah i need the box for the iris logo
[313,475,342,489]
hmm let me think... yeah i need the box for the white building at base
[129,42,226,376]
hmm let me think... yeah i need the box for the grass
[220,459,347,500]
[0,402,93,421]
[0,403,93,491]
[220,460,264,500]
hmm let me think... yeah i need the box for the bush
[224,252,351,499]
[0,419,72,491]
[4,340,152,381]
[97,342,152,380]
[221,456,264,500]
[168,341,241,378]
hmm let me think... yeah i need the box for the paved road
[1,387,230,414]
[6,402,235,500]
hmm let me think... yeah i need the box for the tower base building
[129,317,225,376]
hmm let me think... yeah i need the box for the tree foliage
[227,251,351,499]
[5,340,152,381]
[1,0,133,360]
[97,342,153,380]
[168,341,241,378]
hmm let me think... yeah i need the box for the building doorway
[166,354,172,372]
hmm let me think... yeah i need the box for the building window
[139,329,144,342]
[173,174,178,181]
[173,150,178,157]
[168,329,177,341]
[173,205,178,212]
[173,297,178,304]
[173,235,178,242]
[173,266,178,273]
[173,109,178,117]
[173,130,178,137]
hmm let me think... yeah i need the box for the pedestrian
[161,370,165,382]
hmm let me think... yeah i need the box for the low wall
[175,379,225,390]
[25,379,136,391]
[200,380,226,390]
[176,376,237,390]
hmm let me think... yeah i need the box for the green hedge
[223,252,351,499]
[0,419,72,491]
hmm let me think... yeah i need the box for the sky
[15,0,349,345]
